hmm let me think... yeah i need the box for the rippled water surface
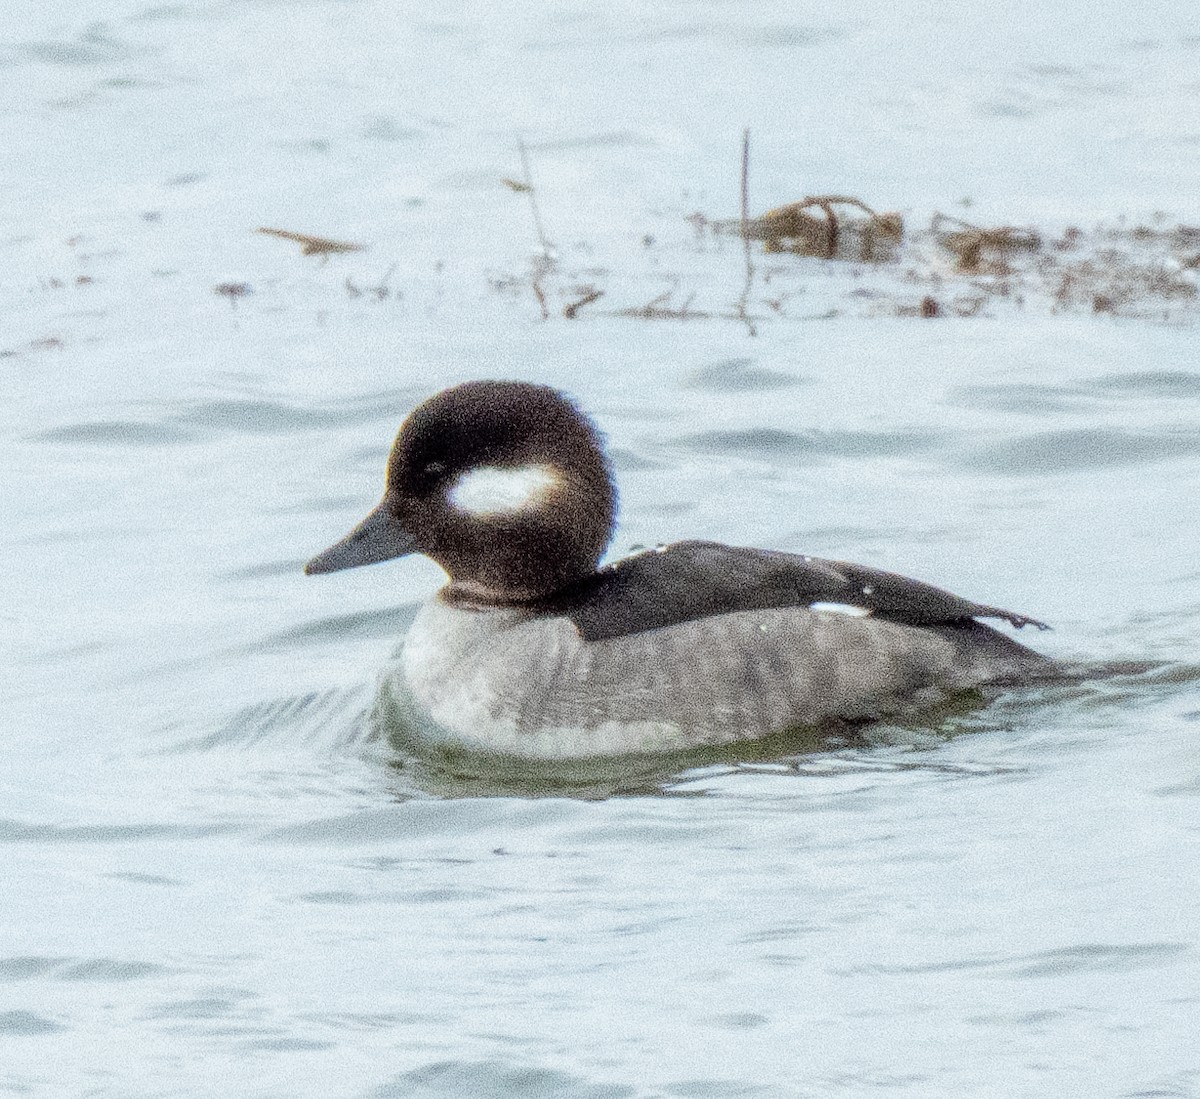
[4,2,1200,1097]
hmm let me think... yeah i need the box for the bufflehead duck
[306,380,1052,759]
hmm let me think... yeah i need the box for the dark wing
[552,540,1049,643]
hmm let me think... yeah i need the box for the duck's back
[549,540,1049,640]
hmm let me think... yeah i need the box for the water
[4,2,1200,1096]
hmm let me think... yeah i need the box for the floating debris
[931,214,1041,275]
[1051,253,1198,318]
[475,133,1200,326]
[344,264,399,301]
[256,227,365,257]
[563,287,605,319]
[722,195,904,262]
[615,289,712,321]
[214,281,253,307]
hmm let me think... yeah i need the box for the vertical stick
[736,128,757,336]
[518,137,551,257]
[741,130,751,250]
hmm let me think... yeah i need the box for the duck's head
[304,380,616,603]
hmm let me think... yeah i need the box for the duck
[305,380,1052,759]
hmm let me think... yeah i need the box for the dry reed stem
[735,129,758,336]
[512,138,556,319]
[516,138,552,257]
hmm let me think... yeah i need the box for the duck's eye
[424,460,446,477]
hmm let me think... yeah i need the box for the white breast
[388,597,688,758]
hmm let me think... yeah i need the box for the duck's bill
[304,504,416,575]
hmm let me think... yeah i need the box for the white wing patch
[810,601,873,618]
[448,463,561,516]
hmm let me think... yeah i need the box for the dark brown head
[304,380,616,603]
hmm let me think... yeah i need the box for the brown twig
[563,288,605,319]
[531,278,549,320]
[615,287,712,320]
[256,227,365,257]
[528,253,553,320]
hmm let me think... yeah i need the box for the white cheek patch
[448,463,561,517]
[810,601,873,618]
